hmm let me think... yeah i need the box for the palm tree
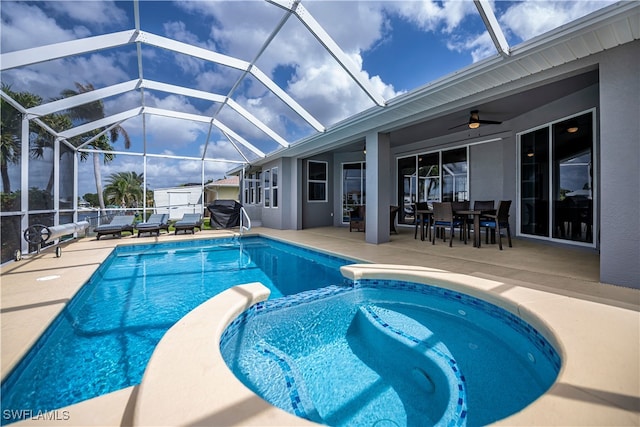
[104,171,144,208]
[60,83,131,213]
[1,85,74,210]
[1,84,43,194]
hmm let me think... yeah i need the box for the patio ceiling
[1,0,635,171]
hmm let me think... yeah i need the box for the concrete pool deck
[1,226,639,426]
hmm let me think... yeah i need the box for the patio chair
[135,213,169,237]
[349,206,365,232]
[413,202,430,240]
[94,215,135,240]
[474,200,495,243]
[431,202,465,247]
[452,200,470,240]
[479,200,512,250]
[174,213,203,235]
[390,205,400,234]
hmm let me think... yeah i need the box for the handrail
[239,206,251,235]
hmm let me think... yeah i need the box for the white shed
[153,185,204,220]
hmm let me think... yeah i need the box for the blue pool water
[0,236,353,425]
[221,280,561,427]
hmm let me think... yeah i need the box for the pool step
[348,304,468,426]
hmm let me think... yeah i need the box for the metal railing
[239,206,251,235]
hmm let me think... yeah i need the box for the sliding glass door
[519,111,595,245]
[397,148,467,224]
[342,162,365,223]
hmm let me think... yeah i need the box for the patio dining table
[417,208,494,247]
[455,210,483,247]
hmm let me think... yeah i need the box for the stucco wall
[301,154,334,229]
[260,159,283,230]
[599,41,640,288]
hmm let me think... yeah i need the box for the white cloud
[44,1,129,28]
[387,0,475,34]
[500,1,617,42]
[0,2,91,52]
[447,31,497,63]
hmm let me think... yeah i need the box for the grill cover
[207,200,242,228]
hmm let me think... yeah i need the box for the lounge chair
[135,213,169,237]
[94,215,135,240]
[174,213,203,235]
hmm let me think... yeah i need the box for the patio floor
[1,226,638,426]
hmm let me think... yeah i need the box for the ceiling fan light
[468,110,481,129]
[567,125,579,133]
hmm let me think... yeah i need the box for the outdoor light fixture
[468,111,481,129]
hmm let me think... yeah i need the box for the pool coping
[2,230,638,426]
[131,264,639,426]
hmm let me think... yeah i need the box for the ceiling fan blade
[478,119,502,125]
[448,123,469,130]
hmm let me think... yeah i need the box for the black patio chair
[479,200,512,250]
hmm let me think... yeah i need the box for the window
[342,162,365,222]
[442,147,468,202]
[263,169,271,208]
[271,167,278,208]
[397,148,467,224]
[261,167,278,208]
[243,172,262,205]
[308,161,327,202]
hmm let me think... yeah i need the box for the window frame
[307,160,328,203]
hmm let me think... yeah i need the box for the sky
[0,0,616,197]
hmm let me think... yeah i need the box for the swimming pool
[221,278,561,426]
[0,236,354,425]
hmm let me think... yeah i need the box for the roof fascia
[510,0,640,55]
[0,30,136,71]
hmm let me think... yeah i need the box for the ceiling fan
[449,110,502,130]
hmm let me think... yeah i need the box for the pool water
[221,280,561,427]
[0,236,352,424]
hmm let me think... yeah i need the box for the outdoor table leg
[474,214,481,247]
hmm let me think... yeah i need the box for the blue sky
[1,0,615,196]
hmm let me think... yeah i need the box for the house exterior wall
[246,41,638,288]
[260,159,283,229]
[301,153,334,229]
[599,41,640,288]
